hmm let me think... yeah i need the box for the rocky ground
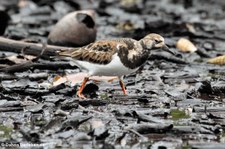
[0,0,225,148]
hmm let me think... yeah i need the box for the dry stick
[0,37,187,63]
[0,61,76,73]
[0,42,47,73]
[0,37,187,69]
[0,37,75,73]
[0,61,34,73]
[0,37,73,58]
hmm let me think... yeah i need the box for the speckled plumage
[59,37,152,70]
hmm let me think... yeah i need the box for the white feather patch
[73,53,138,77]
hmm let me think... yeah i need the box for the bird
[58,33,175,98]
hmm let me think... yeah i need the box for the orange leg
[77,77,89,98]
[119,79,127,95]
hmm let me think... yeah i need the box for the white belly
[73,54,138,77]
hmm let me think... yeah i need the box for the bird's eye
[154,39,161,44]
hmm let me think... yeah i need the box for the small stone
[48,10,97,47]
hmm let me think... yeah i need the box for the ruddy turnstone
[58,33,175,98]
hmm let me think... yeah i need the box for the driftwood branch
[0,36,187,73]
[0,37,187,63]
[0,61,78,73]
[0,37,77,72]
[0,37,72,58]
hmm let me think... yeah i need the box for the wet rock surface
[0,0,225,148]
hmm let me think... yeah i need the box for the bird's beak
[162,45,176,55]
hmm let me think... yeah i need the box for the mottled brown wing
[58,40,126,64]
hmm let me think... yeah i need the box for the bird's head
[140,33,175,55]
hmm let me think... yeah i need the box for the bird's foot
[77,77,89,99]
[123,89,127,95]
[77,91,86,99]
